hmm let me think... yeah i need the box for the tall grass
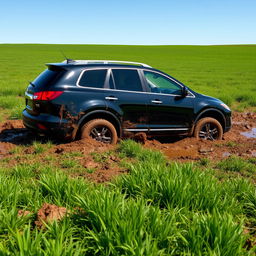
[0,140,255,254]
[117,161,238,213]
[185,211,245,256]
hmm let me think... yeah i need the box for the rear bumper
[22,110,73,138]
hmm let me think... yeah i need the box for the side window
[144,71,182,95]
[112,69,143,92]
[78,69,107,88]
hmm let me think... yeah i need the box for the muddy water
[1,132,26,142]
[241,128,256,139]
[222,152,231,157]
[0,128,31,143]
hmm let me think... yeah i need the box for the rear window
[78,69,107,88]
[33,68,63,90]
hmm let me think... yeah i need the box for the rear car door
[142,70,195,133]
[105,68,149,133]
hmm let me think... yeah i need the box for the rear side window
[33,69,63,90]
[79,69,107,88]
[112,69,142,92]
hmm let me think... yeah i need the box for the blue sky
[0,0,255,45]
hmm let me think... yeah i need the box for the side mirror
[181,87,189,97]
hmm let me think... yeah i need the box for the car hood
[197,93,223,104]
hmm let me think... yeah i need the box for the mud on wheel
[80,119,118,144]
[194,117,223,140]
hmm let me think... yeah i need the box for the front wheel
[80,119,118,144]
[194,117,223,140]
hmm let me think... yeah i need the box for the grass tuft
[217,156,256,173]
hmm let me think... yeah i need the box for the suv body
[23,60,231,143]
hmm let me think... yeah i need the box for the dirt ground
[0,112,255,182]
[144,112,256,161]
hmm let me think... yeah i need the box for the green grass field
[0,44,256,255]
[0,140,256,255]
[0,44,255,120]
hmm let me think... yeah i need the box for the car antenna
[60,50,75,64]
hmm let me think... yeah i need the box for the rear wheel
[194,117,223,140]
[80,119,118,144]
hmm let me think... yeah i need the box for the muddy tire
[80,119,118,144]
[194,117,223,140]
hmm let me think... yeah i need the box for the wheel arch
[73,110,122,139]
[194,108,226,131]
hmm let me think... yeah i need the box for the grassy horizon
[0,44,255,119]
[1,43,255,45]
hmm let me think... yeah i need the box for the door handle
[105,96,118,101]
[151,99,162,104]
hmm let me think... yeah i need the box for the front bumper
[224,113,232,133]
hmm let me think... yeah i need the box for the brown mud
[35,203,68,228]
[143,112,256,161]
[0,112,255,182]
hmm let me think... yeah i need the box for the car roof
[46,60,156,71]
[64,60,152,67]
[46,60,189,90]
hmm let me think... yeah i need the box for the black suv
[23,60,231,144]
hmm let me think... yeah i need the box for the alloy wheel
[199,122,219,140]
[90,125,112,143]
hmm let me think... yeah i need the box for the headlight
[220,103,230,111]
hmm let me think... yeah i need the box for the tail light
[33,91,63,101]
[37,123,48,130]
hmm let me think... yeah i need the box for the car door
[142,70,195,133]
[104,68,149,134]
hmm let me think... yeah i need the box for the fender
[72,109,122,139]
[194,108,226,128]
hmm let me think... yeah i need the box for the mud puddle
[0,129,30,143]
[222,152,231,157]
[0,120,42,145]
[241,128,256,139]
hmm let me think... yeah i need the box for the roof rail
[62,60,152,68]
